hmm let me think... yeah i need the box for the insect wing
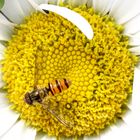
[42,98,74,128]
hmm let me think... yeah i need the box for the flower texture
[0,0,140,140]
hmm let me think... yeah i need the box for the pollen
[1,4,138,138]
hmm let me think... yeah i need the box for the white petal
[101,104,140,140]
[122,69,140,139]
[129,36,140,46]
[84,136,100,140]
[0,92,8,108]
[18,0,35,16]
[0,11,15,41]
[1,0,25,24]
[0,106,19,137]
[124,14,140,35]
[109,0,140,24]
[0,12,14,26]
[127,32,140,46]
[90,0,96,9]
[68,0,88,7]
[56,0,62,5]
[0,43,5,59]
[1,120,36,140]
[26,0,39,9]
[129,68,140,110]
[91,0,115,14]
[0,13,16,26]
[101,121,139,140]
[86,0,93,7]
[129,46,140,55]
[27,0,48,10]
[102,0,116,15]
[34,0,48,4]
[122,111,140,138]
[48,0,57,4]
[35,132,55,140]
[123,110,140,128]
[132,32,140,38]
[111,124,134,140]
[38,4,94,40]
[100,125,117,140]
[0,22,14,41]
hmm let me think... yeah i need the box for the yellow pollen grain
[2,4,138,138]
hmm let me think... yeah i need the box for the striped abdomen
[48,79,71,95]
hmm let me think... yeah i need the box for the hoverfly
[24,79,73,127]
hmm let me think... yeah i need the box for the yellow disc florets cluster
[1,5,138,137]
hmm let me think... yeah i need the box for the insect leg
[42,101,72,128]
[47,107,70,128]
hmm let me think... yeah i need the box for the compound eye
[24,93,33,105]
[38,98,42,103]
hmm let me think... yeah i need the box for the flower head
[0,0,140,140]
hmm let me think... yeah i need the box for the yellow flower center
[2,5,138,137]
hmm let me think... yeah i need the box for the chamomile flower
[0,0,140,140]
